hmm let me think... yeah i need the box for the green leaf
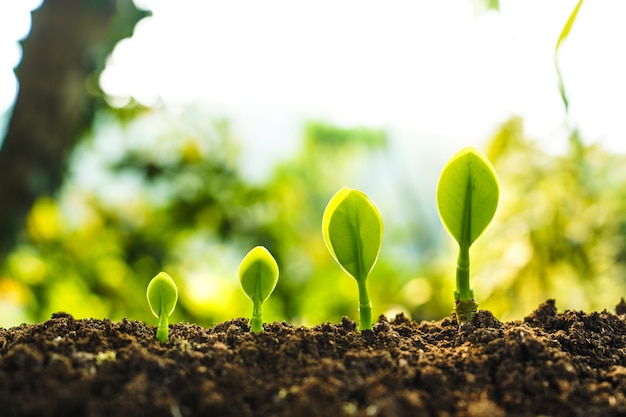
[322,187,383,282]
[146,272,178,319]
[555,0,584,112]
[555,0,584,53]
[436,147,500,248]
[239,246,279,305]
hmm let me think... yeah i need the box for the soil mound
[1,300,625,417]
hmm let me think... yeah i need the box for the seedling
[239,246,279,333]
[322,187,383,331]
[146,272,179,342]
[436,147,500,325]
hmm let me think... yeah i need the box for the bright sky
[1,0,625,157]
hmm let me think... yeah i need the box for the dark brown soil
[1,300,626,417]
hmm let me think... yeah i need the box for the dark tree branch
[0,0,148,257]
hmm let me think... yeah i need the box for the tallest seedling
[437,147,500,325]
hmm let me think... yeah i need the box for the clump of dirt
[1,299,625,417]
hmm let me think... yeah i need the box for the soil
[1,300,626,417]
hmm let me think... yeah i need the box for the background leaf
[239,246,279,304]
[437,147,500,248]
[322,188,383,281]
[555,0,584,112]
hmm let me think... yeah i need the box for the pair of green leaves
[322,187,383,330]
[147,248,279,338]
[436,147,499,324]
[239,188,382,332]
[239,246,279,333]
[146,272,178,343]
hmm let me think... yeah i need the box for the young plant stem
[455,175,478,324]
[357,280,372,331]
[456,245,471,300]
[355,242,372,331]
[455,245,478,325]
[250,269,265,332]
[250,300,263,333]
[156,305,169,343]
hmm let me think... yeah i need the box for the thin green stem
[456,245,471,301]
[250,267,265,332]
[357,279,372,331]
[456,171,473,301]
[455,245,478,324]
[250,300,263,332]
[455,172,478,325]
[352,209,373,331]
[156,312,169,343]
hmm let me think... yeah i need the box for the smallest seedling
[146,272,179,343]
[239,246,279,333]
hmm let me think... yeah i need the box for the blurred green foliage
[478,119,626,319]
[1,107,625,328]
[0,106,401,327]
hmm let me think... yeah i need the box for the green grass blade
[555,0,584,112]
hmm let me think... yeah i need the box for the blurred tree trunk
[0,0,148,257]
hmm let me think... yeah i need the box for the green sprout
[238,246,279,333]
[322,187,383,331]
[436,147,500,325]
[146,272,179,343]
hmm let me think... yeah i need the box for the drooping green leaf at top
[146,272,178,342]
[555,0,584,53]
[436,147,500,249]
[238,246,279,332]
[555,0,584,112]
[322,187,383,283]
